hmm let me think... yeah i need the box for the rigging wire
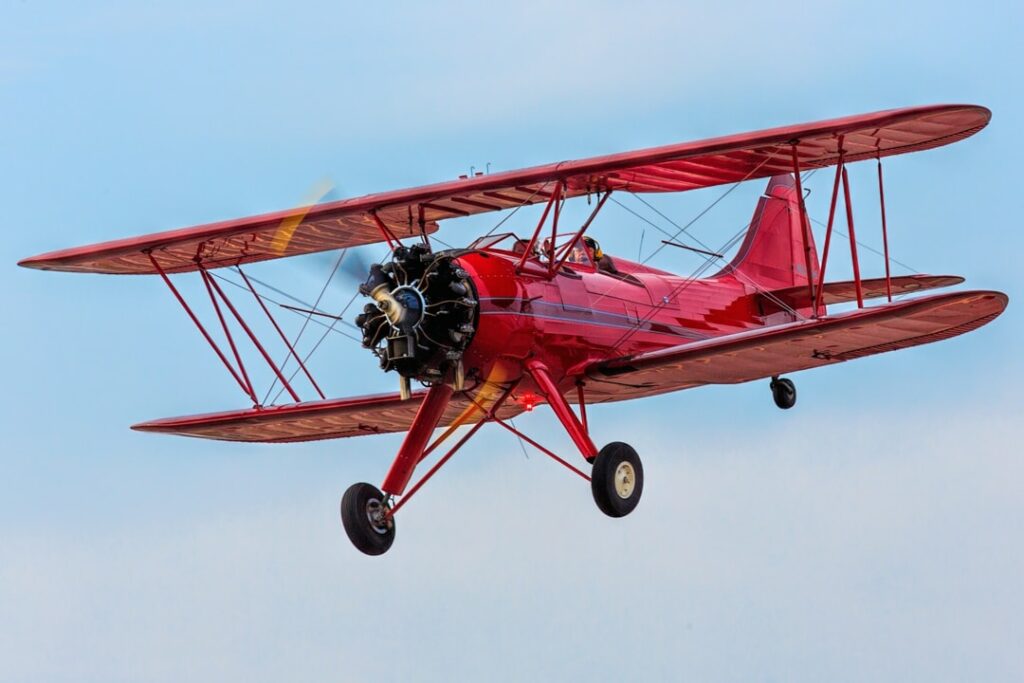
[508,417,531,460]
[591,151,812,347]
[262,249,348,404]
[605,160,927,351]
[269,288,362,405]
[604,220,758,351]
[604,168,823,350]
[209,271,360,343]
[628,171,820,318]
[230,269,359,330]
[430,235,456,250]
[808,215,918,275]
[264,245,402,405]
[634,169,767,266]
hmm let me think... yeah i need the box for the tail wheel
[591,442,644,518]
[341,482,395,556]
[770,377,797,410]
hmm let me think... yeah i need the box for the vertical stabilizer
[718,174,820,314]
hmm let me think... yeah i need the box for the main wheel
[770,377,796,410]
[341,482,395,556]
[591,442,643,518]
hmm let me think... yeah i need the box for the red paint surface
[381,383,453,495]
[19,104,989,275]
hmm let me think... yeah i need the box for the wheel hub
[365,498,393,535]
[613,461,636,499]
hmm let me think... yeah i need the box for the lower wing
[587,290,1007,396]
[133,389,522,443]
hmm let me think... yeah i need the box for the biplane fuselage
[460,249,758,405]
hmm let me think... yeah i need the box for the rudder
[718,174,820,298]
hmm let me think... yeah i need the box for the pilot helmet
[583,236,603,260]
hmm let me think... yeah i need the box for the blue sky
[2,2,1022,681]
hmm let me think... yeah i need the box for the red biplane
[20,104,1007,555]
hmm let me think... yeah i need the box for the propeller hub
[386,285,425,333]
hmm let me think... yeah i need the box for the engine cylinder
[356,244,478,386]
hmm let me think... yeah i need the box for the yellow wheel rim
[614,461,635,499]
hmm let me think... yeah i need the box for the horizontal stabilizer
[759,274,965,311]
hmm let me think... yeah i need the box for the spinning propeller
[272,180,478,400]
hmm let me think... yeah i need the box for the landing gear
[591,442,644,518]
[341,482,395,556]
[770,376,796,410]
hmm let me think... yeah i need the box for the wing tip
[131,419,183,434]
[979,289,1009,313]
[17,247,112,273]
[17,254,50,270]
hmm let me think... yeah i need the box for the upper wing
[20,104,988,275]
[132,389,523,443]
[584,290,1007,400]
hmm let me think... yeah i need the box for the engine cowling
[355,244,477,393]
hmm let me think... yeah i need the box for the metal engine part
[355,244,477,392]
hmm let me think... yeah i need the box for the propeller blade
[339,248,372,284]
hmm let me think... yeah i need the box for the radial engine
[355,244,477,398]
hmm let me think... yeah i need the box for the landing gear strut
[341,482,395,556]
[591,442,644,517]
[770,376,797,410]
[340,363,648,554]
[525,361,645,518]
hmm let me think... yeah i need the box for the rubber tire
[591,442,644,518]
[770,378,797,410]
[341,482,395,556]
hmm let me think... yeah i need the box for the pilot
[583,236,619,275]
[567,244,588,264]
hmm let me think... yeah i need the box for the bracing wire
[210,271,360,343]
[591,149,815,350]
[262,249,349,404]
[808,215,918,275]
[269,288,363,405]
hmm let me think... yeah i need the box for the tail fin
[719,174,820,314]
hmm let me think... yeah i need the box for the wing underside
[132,390,523,443]
[585,290,1007,401]
[19,104,989,275]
